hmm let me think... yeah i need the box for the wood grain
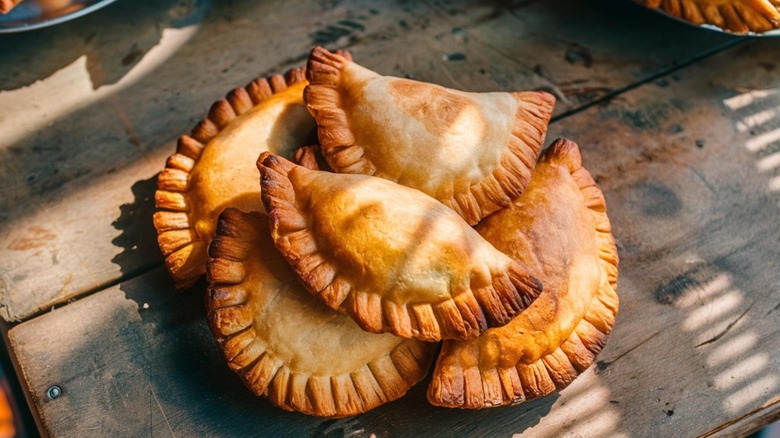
[7,36,780,437]
[0,0,739,322]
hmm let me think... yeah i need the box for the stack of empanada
[154,47,619,417]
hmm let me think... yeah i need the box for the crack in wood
[595,331,661,373]
[151,388,176,438]
[550,38,747,123]
[695,302,754,348]
[698,394,780,438]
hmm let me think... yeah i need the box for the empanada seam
[304,46,554,225]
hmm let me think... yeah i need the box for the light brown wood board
[7,35,780,437]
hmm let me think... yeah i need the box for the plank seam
[550,38,748,123]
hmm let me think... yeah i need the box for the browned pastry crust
[428,138,619,408]
[153,67,314,289]
[292,144,332,172]
[642,0,780,33]
[0,0,22,14]
[207,208,435,417]
[258,153,542,342]
[304,46,555,226]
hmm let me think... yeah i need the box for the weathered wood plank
[0,0,739,322]
[8,38,780,437]
[549,38,780,437]
[1,269,614,437]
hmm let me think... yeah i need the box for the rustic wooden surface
[2,0,780,436]
[0,0,739,322]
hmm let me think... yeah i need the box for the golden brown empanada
[304,46,555,225]
[154,67,317,289]
[642,0,780,33]
[207,208,435,418]
[428,138,619,408]
[258,153,542,342]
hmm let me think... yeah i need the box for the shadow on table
[111,175,161,280]
[0,0,204,91]
[110,269,561,437]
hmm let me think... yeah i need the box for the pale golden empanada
[258,153,542,342]
[642,0,780,33]
[207,208,435,417]
[154,67,316,289]
[428,138,619,408]
[304,46,555,225]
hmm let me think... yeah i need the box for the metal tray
[0,0,118,33]
[633,0,780,37]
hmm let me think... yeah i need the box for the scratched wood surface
[6,21,780,437]
[0,0,740,322]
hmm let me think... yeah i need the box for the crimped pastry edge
[206,208,436,418]
[303,46,555,226]
[427,138,620,408]
[153,67,308,289]
[257,153,542,342]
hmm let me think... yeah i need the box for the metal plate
[632,0,780,37]
[0,0,118,33]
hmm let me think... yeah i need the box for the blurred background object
[0,342,30,438]
[0,0,119,33]
[634,0,780,35]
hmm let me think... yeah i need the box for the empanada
[428,138,619,408]
[154,67,317,288]
[207,208,435,417]
[641,0,780,33]
[258,153,543,342]
[304,46,555,225]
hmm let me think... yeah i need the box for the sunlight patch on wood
[714,354,770,391]
[0,24,199,148]
[675,273,731,309]
[736,108,777,133]
[723,89,778,111]
[682,289,742,332]
[705,332,758,368]
[724,375,779,415]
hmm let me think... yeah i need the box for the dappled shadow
[0,0,204,91]
[724,87,780,196]
[556,40,780,436]
[110,175,162,278]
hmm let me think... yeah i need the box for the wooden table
[1,0,779,436]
